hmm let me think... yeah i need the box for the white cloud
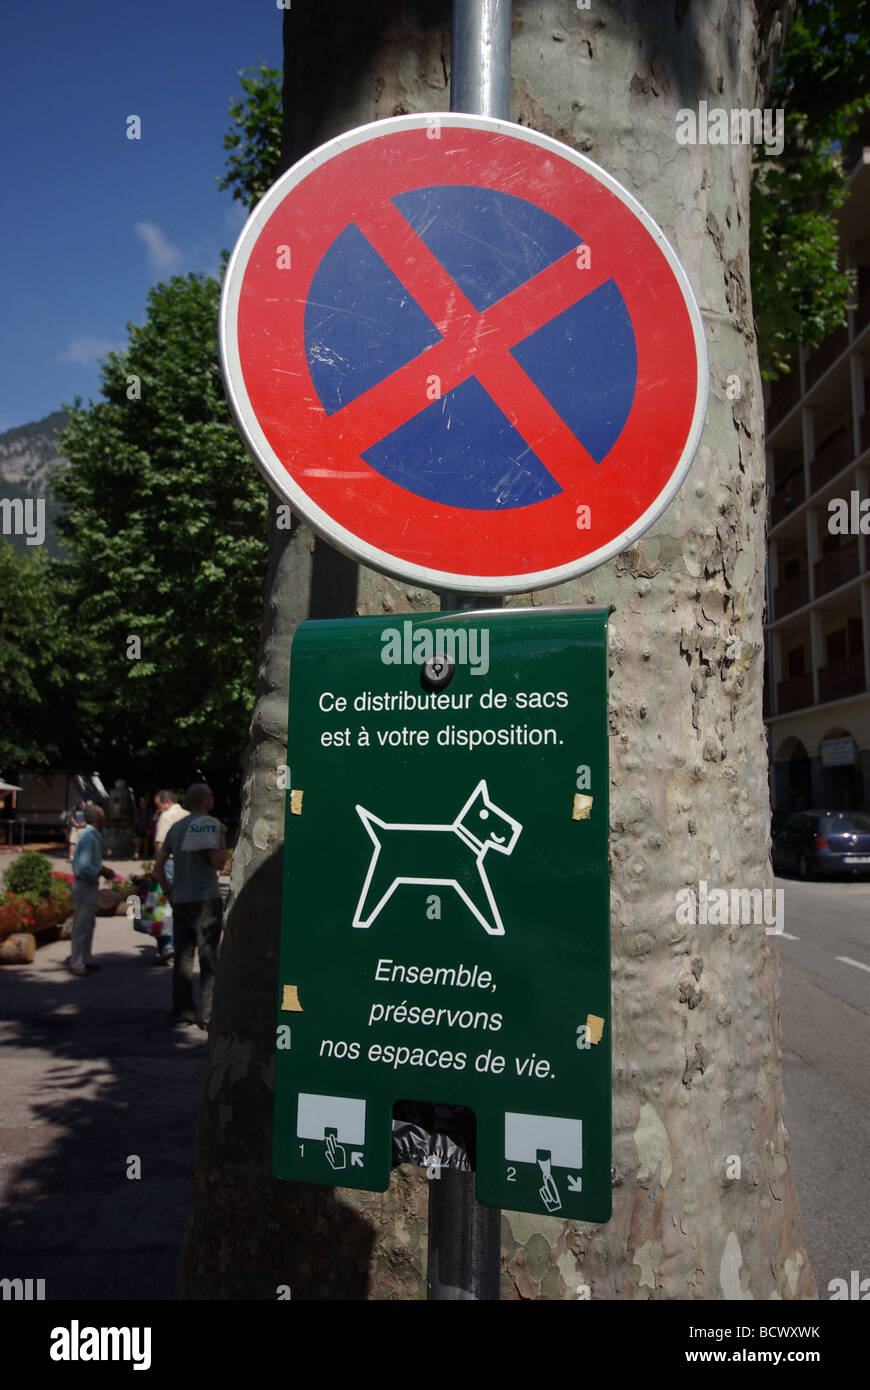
[136,220,183,272]
[57,334,122,366]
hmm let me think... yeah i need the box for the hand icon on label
[325,1131,347,1170]
[537,1150,562,1213]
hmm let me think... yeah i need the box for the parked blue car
[772,810,870,879]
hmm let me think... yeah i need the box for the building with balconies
[765,145,870,813]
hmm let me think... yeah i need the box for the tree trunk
[178,0,814,1300]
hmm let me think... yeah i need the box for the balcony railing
[773,571,810,618]
[776,673,814,714]
[805,325,849,389]
[771,472,805,526]
[809,426,852,493]
[814,543,860,597]
[767,369,802,430]
[818,653,866,703]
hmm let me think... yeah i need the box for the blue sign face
[303,184,638,513]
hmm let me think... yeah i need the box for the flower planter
[0,902,22,938]
[34,903,63,933]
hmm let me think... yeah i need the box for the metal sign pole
[427,0,512,1303]
[450,0,511,123]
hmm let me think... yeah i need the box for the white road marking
[835,956,870,974]
[778,931,800,941]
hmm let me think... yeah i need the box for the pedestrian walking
[155,783,227,1028]
[152,790,186,963]
[150,795,161,855]
[67,799,86,863]
[132,796,152,859]
[154,790,187,852]
[69,804,117,976]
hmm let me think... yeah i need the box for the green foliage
[218,64,283,210]
[0,540,72,770]
[48,874,74,916]
[0,868,73,926]
[751,151,854,380]
[752,0,870,378]
[4,851,52,896]
[53,273,269,789]
[768,0,869,130]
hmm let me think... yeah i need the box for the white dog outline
[353,779,522,936]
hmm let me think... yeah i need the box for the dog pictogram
[353,780,522,935]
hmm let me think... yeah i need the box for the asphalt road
[775,872,870,1298]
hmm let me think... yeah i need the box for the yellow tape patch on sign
[281,985,303,1013]
[585,1013,605,1045]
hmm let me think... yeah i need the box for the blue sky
[0,1,282,432]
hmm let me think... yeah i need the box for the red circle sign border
[220,113,708,594]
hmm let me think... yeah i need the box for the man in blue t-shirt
[155,782,227,1029]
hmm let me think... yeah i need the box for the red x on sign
[221,114,708,593]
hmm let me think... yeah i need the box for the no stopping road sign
[221,114,707,593]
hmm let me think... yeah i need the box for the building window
[826,629,847,664]
[787,646,805,677]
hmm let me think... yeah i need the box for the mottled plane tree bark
[178,0,814,1300]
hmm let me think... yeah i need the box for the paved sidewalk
[0,864,213,1301]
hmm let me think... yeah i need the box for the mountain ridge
[0,410,70,492]
[0,410,70,556]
